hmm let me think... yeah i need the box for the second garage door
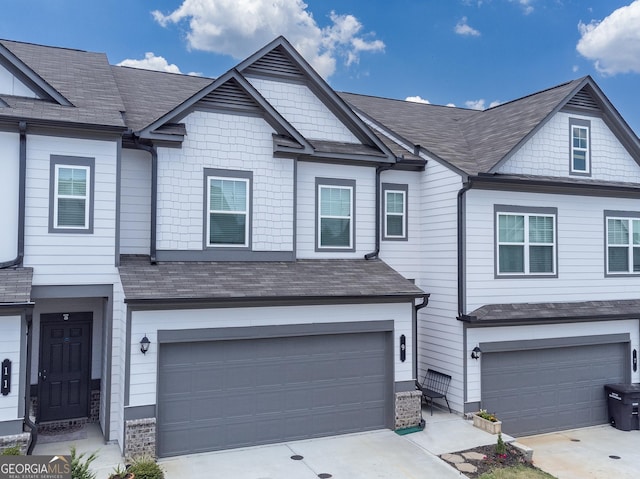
[481,341,628,437]
[157,330,391,457]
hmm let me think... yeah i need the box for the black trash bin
[604,383,640,431]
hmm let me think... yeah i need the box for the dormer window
[570,119,590,175]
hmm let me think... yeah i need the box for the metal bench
[415,369,452,416]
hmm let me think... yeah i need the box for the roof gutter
[131,136,158,264]
[364,163,394,260]
[457,178,473,319]
[0,121,26,269]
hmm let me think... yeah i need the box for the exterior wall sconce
[471,346,482,360]
[140,335,151,354]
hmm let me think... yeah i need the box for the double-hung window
[316,178,355,251]
[382,183,408,240]
[606,213,640,274]
[496,207,557,276]
[570,119,590,175]
[49,156,94,233]
[205,169,251,248]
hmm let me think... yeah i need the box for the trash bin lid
[605,383,640,394]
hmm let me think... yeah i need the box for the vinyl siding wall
[120,149,151,255]
[0,131,20,262]
[127,302,413,408]
[0,315,22,422]
[296,161,375,258]
[465,188,640,310]
[155,111,295,252]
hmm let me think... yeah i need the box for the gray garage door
[481,342,627,437]
[157,331,391,457]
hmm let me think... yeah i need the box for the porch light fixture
[140,335,151,355]
[471,346,482,360]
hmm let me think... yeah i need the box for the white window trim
[206,176,250,248]
[53,164,90,230]
[384,189,406,239]
[605,215,640,275]
[317,184,354,250]
[496,211,557,276]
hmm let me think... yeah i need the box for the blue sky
[2,1,639,134]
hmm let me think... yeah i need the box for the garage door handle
[39,370,47,381]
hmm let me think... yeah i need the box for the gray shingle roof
[340,78,585,175]
[467,299,640,323]
[0,40,126,128]
[119,256,424,302]
[0,267,33,304]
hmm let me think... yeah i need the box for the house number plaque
[1,359,10,396]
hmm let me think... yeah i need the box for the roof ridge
[112,64,216,80]
[0,38,91,54]
[340,91,480,112]
[483,77,586,112]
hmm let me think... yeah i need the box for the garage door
[157,331,391,457]
[481,342,627,437]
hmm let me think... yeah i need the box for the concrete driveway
[519,425,640,479]
[159,429,461,479]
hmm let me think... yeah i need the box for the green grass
[478,465,557,479]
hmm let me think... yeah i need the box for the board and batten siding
[23,134,119,285]
[155,111,294,252]
[466,319,640,403]
[415,158,465,412]
[0,131,20,262]
[247,77,359,143]
[0,315,22,422]
[127,302,413,408]
[465,189,640,311]
[120,149,151,255]
[296,161,375,259]
[497,111,640,183]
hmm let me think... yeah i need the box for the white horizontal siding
[156,111,294,252]
[23,134,119,285]
[296,161,375,259]
[247,77,359,143]
[128,302,413,407]
[0,315,22,422]
[120,149,151,255]
[0,131,20,262]
[466,319,640,403]
[466,189,640,311]
[498,111,640,183]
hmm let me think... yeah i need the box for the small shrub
[70,446,98,479]
[476,409,499,422]
[108,464,133,479]
[496,433,507,456]
[1,445,22,455]
[127,456,164,479]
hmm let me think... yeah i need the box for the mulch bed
[441,443,541,478]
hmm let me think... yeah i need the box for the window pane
[499,245,524,273]
[210,213,246,244]
[498,215,524,242]
[633,220,640,245]
[321,187,351,216]
[608,219,629,245]
[321,218,350,247]
[58,168,86,196]
[634,247,640,272]
[573,127,587,148]
[572,150,586,171]
[210,179,246,212]
[529,216,553,243]
[386,215,403,236]
[608,247,628,272]
[57,198,86,227]
[386,192,404,213]
[530,245,553,273]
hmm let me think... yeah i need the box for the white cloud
[454,17,481,36]
[572,65,579,73]
[152,0,385,79]
[446,103,456,107]
[405,95,430,104]
[465,99,486,110]
[488,100,501,108]
[510,0,534,15]
[117,52,182,73]
[576,0,640,75]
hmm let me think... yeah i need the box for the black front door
[38,312,92,422]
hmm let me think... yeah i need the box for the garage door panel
[482,342,626,436]
[157,331,391,457]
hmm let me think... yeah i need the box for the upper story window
[382,183,408,241]
[49,156,94,234]
[316,178,355,251]
[495,206,557,277]
[605,212,640,275]
[570,118,591,175]
[205,169,252,248]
